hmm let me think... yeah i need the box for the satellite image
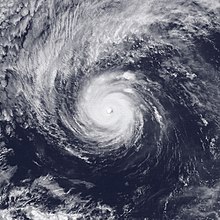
[0,0,220,219]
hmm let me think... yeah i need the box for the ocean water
[0,0,220,219]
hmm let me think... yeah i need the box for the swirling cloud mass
[73,72,144,151]
[0,0,220,219]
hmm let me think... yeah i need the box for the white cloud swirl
[70,71,145,152]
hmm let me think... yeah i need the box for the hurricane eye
[106,107,113,114]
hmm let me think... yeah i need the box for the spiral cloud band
[1,0,219,219]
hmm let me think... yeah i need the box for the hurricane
[72,71,145,152]
[0,0,220,219]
